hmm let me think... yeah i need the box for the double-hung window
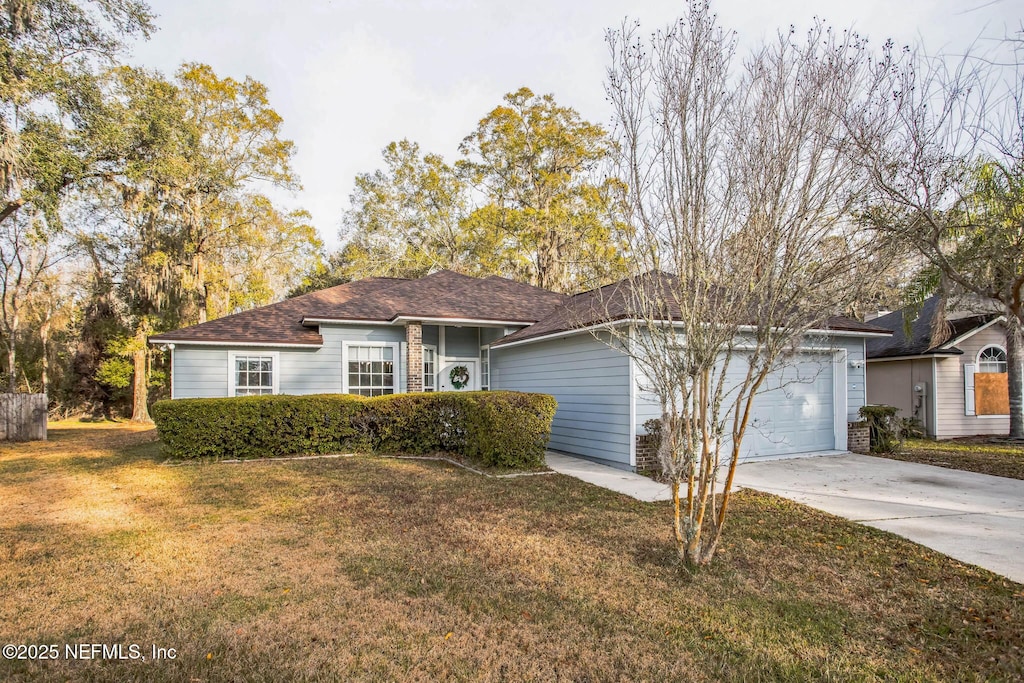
[423,345,437,392]
[345,343,397,396]
[230,353,277,396]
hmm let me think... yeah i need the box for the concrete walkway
[545,451,671,502]
[735,453,1024,584]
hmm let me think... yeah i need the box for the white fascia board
[493,318,890,350]
[867,353,960,363]
[300,318,387,326]
[491,321,627,349]
[938,316,1006,349]
[389,316,532,327]
[735,324,892,339]
[148,339,322,349]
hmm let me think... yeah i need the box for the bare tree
[0,214,71,392]
[854,36,1024,438]
[601,2,885,566]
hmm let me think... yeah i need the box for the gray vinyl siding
[491,333,632,467]
[840,337,868,421]
[444,326,480,357]
[172,348,229,397]
[171,324,407,399]
[934,324,1010,438]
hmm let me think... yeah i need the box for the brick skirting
[635,433,661,471]
[847,421,870,454]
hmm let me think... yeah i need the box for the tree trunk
[1006,319,1023,439]
[6,343,14,394]
[40,315,50,395]
[130,325,152,424]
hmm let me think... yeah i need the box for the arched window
[977,345,1007,374]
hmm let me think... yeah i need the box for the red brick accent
[635,433,661,472]
[406,321,423,393]
[847,421,870,454]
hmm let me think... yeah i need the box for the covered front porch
[400,321,511,393]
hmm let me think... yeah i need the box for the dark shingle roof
[865,295,999,359]
[493,272,890,346]
[149,271,568,346]
[303,270,567,323]
[149,277,407,346]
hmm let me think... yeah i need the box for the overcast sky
[127,0,1018,250]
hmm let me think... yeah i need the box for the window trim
[228,351,280,396]
[480,345,490,390]
[976,344,1008,374]
[342,341,400,396]
[423,344,438,392]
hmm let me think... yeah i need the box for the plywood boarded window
[972,346,1009,416]
[975,371,1010,417]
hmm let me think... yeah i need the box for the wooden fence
[0,393,47,441]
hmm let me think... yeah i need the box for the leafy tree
[459,87,629,292]
[0,0,154,226]
[287,249,351,298]
[206,197,323,316]
[339,93,628,293]
[83,64,318,420]
[0,0,153,393]
[170,62,300,323]
[340,139,470,279]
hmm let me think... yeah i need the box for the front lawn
[0,421,1021,681]
[879,437,1024,481]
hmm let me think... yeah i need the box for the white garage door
[740,353,835,460]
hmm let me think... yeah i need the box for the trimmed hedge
[151,391,557,469]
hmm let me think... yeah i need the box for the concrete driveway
[735,454,1024,584]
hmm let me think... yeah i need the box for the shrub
[152,391,557,469]
[151,394,367,459]
[859,404,903,454]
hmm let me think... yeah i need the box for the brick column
[406,321,423,393]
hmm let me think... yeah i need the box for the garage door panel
[741,353,835,460]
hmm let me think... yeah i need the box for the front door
[439,360,479,392]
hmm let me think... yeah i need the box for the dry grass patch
[879,437,1024,480]
[0,421,1021,681]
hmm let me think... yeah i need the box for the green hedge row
[151,391,557,469]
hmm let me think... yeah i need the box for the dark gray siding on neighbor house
[491,333,632,467]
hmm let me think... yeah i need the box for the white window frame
[423,344,438,392]
[976,344,1008,374]
[228,351,280,396]
[342,341,400,396]
[480,345,490,390]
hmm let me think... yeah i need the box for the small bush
[152,391,557,469]
[859,404,903,454]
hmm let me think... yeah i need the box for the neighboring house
[866,296,1012,439]
[150,270,889,470]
